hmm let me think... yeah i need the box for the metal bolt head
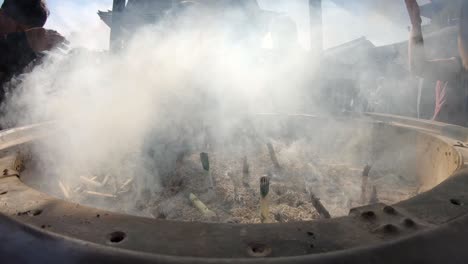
[361,211,376,220]
[402,218,416,228]
[372,223,399,235]
[383,206,397,215]
[382,224,399,234]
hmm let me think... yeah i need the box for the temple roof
[98,0,270,28]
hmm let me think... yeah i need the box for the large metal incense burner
[1,113,468,263]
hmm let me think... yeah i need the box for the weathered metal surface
[0,114,468,263]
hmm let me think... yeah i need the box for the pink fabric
[432,80,448,121]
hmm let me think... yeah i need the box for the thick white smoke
[1,4,321,214]
[0,1,425,218]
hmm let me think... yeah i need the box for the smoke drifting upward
[0,1,424,218]
[1,4,324,213]
[44,0,111,50]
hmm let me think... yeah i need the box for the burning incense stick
[260,176,272,223]
[200,152,214,188]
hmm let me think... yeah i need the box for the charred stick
[189,193,217,220]
[310,193,331,219]
[267,142,281,171]
[200,152,210,171]
[303,165,331,218]
[242,156,250,188]
[200,152,214,189]
[360,165,372,204]
[260,176,272,223]
[363,165,372,177]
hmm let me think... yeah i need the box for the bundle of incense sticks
[260,176,272,223]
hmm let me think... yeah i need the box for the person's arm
[406,0,461,81]
[24,28,68,52]
[406,0,426,76]
[0,32,36,73]
[0,28,67,73]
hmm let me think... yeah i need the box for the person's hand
[25,28,68,52]
[405,0,422,26]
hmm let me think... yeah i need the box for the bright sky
[0,0,418,50]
